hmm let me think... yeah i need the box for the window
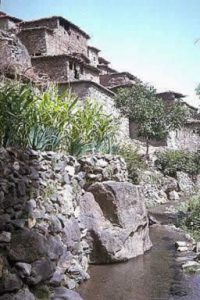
[69,61,73,70]
[80,65,84,75]
[74,64,80,79]
[77,35,80,40]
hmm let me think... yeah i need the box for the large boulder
[80,182,152,263]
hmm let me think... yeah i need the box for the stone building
[0,11,21,30]
[1,11,199,150]
[100,72,138,92]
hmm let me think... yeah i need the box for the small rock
[65,165,75,177]
[27,258,55,285]
[15,262,32,278]
[0,231,11,243]
[96,159,108,168]
[182,261,200,273]
[169,190,179,201]
[51,287,83,300]
[0,272,22,294]
[63,275,76,289]
[0,288,35,300]
[50,271,65,287]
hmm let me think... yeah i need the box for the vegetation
[116,142,146,184]
[178,194,200,240]
[0,80,117,156]
[114,82,187,156]
[156,150,200,177]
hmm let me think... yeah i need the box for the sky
[1,0,200,107]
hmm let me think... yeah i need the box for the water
[78,225,200,300]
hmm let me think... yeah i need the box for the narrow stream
[78,225,200,300]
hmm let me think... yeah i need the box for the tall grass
[0,80,117,155]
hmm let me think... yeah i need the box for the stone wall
[20,18,88,57]
[100,72,134,88]
[18,28,48,57]
[0,30,31,74]
[32,56,69,82]
[32,56,99,83]
[0,19,17,31]
[59,80,130,140]
[129,121,167,147]
[0,148,151,299]
[167,124,200,152]
[88,47,99,67]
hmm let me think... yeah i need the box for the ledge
[58,80,116,97]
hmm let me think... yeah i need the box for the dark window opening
[80,65,84,75]
[74,64,80,79]
[77,35,80,40]
[69,61,73,70]
[34,52,42,57]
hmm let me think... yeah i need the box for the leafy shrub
[116,142,146,184]
[0,80,117,155]
[179,194,200,240]
[67,99,117,156]
[155,150,200,177]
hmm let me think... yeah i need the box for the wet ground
[78,204,200,300]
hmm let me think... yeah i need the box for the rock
[49,216,62,233]
[196,242,200,253]
[63,275,76,289]
[62,218,81,253]
[81,182,152,263]
[9,229,48,263]
[175,241,192,252]
[51,287,83,300]
[68,260,90,281]
[162,176,178,193]
[182,261,200,273]
[49,271,65,287]
[65,165,75,177]
[0,272,22,294]
[139,170,168,207]
[0,288,35,300]
[148,214,159,226]
[177,172,195,195]
[88,181,147,228]
[47,235,63,261]
[175,241,188,248]
[27,258,55,285]
[169,191,179,201]
[0,257,4,278]
[96,159,108,168]
[15,262,32,278]
[0,231,11,243]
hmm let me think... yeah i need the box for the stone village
[1,10,200,152]
[1,9,200,300]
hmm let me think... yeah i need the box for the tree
[115,82,187,156]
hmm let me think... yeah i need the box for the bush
[67,99,117,156]
[116,142,146,184]
[179,195,200,240]
[0,80,117,156]
[155,150,200,177]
